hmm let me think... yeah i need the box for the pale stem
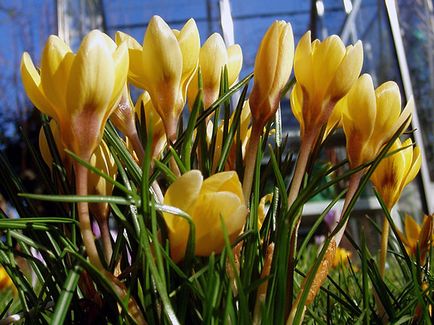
[379,217,390,278]
[126,128,164,203]
[242,124,261,203]
[75,162,147,324]
[333,170,363,247]
[286,132,316,312]
[98,220,113,266]
[287,132,316,207]
[74,162,104,271]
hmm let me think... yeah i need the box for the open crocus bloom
[341,74,414,169]
[187,32,243,109]
[21,30,129,161]
[116,16,200,142]
[163,170,248,262]
[291,32,363,139]
[371,138,421,210]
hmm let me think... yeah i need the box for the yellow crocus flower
[291,31,363,139]
[397,214,434,261]
[21,30,129,161]
[371,138,421,210]
[116,16,200,142]
[342,74,414,169]
[163,170,248,262]
[0,266,14,292]
[249,20,294,131]
[332,247,352,268]
[134,92,167,159]
[187,33,243,109]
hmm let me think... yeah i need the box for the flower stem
[98,220,113,266]
[379,217,390,277]
[74,161,104,271]
[242,124,261,203]
[286,132,315,312]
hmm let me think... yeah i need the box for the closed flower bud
[187,33,243,109]
[342,74,413,168]
[371,138,421,209]
[249,20,294,130]
[163,170,248,262]
[21,30,129,161]
[291,31,363,138]
[117,16,200,141]
[111,86,136,137]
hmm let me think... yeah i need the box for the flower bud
[249,20,294,130]
[187,33,243,109]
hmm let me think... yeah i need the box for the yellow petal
[313,35,346,96]
[20,52,55,118]
[199,33,228,108]
[403,144,421,188]
[370,81,401,145]
[115,31,146,88]
[404,214,421,248]
[294,31,313,90]
[201,171,244,206]
[193,191,247,256]
[290,83,305,135]
[329,41,363,100]
[38,119,64,168]
[66,30,115,116]
[342,74,376,166]
[227,44,243,86]
[40,35,73,110]
[108,42,129,112]
[177,18,200,98]
[163,170,203,232]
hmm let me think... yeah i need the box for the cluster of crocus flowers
[162,170,248,262]
[116,16,200,142]
[187,33,243,110]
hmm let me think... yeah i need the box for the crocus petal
[403,145,421,188]
[201,171,244,206]
[227,44,243,86]
[200,33,228,108]
[40,36,73,110]
[107,42,129,112]
[405,214,421,247]
[163,170,203,232]
[20,53,56,118]
[313,35,346,97]
[193,191,246,255]
[294,31,313,90]
[66,30,115,117]
[177,18,200,97]
[329,41,363,100]
[115,31,146,88]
